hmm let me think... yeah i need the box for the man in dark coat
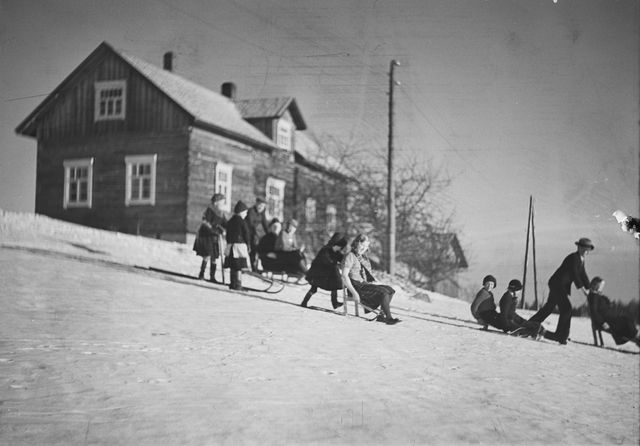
[245,197,268,271]
[529,237,593,344]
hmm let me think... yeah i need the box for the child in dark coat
[192,193,227,282]
[300,232,348,309]
[588,277,640,346]
[224,200,251,291]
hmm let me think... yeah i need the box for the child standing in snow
[224,201,251,291]
[192,193,227,282]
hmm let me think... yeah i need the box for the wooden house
[15,41,352,252]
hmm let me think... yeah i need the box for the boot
[331,291,343,309]
[209,261,218,283]
[198,259,207,280]
[300,290,313,308]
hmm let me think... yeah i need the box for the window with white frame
[276,119,292,150]
[63,158,94,209]
[266,177,285,221]
[95,80,126,121]
[125,154,157,206]
[215,162,233,212]
[305,197,316,227]
[326,204,337,233]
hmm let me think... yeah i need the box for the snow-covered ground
[1,210,638,445]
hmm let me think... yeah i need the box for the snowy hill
[1,210,638,445]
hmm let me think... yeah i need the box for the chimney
[221,82,236,101]
[163,51,174,72]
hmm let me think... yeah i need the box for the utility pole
[388,59,400,275]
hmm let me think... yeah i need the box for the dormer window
[95,80,126,121]
[276,119,292,150]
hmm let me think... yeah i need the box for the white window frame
[276,119,292,150]
[215,162,233,213]
[125,154,157,206]
[326,204,337,233]
[94,80,127,121]
[63,158,94,209]
[266,177,285,221]
[305,197,316,227]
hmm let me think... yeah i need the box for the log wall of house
[186,128,256,233]
[253,149,296,221]
[293,163,350,254]
[35,132,189,240]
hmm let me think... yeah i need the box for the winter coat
[224,214,250,270]
[245,206,268,248]
[192,207,227,258]
[548,251,589,295]
[471,288,495,320]
[499,291,528,332]
[588,291,638,345]
[305,245,344,291]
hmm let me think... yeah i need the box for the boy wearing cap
[528,238,593,344]
[500,279,544,338]
[225,201,251,290]
[193,193,227,282]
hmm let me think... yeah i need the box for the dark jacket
[499,291,527,331]
[471,288,495,319]
[226,214,250,245]
[548,251,589,294]
[305,245,344,291]
[192,207,227,258]
[245,206,268,247]
[588,291,638,345]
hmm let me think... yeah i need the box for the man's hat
[508,279,523,291]
[255,197,266,204]
[575,237,594,250]
[287,218,299,228]
[234,200,248,213]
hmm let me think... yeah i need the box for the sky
[1,0,638,303]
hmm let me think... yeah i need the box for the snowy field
[0,210,638,445]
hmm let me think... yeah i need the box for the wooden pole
[521,195,533,309]
[387,60,400,274]
[531,198,539,310]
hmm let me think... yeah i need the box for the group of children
[192,193,401,324]
[471,272,640,347]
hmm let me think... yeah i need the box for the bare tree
[318,134,467,289]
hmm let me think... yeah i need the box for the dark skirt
[306,265,342,291]
[605,315,638,345]
[351,280,395,310]
[193,228,220,258]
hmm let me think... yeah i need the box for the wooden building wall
[35,132,189,240]
[32,51,193,241]
[293,163,351,254]
[186,128,256,234]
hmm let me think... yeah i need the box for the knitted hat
[483,275,497,287]
[211,193,225,203]
[256,197,266,204]
[234,200,248,213]
[268,218,281,227]
[288,218,299,228]
[508,279,523,291]
[575,237,594,250]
